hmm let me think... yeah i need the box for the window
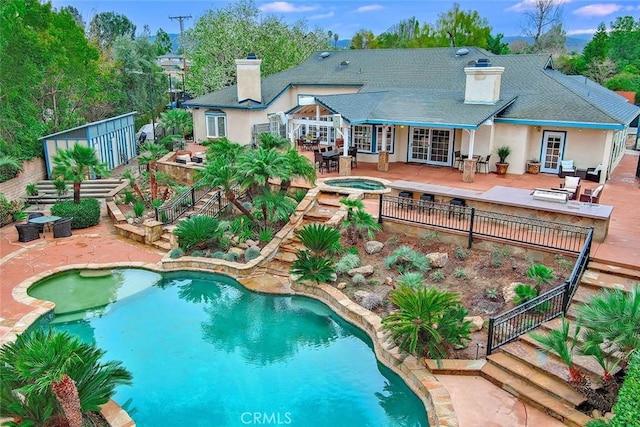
[375,126,394,153]
[353,125,373,152]
[206,112,227,138]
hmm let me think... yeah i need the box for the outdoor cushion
[564,176,580,190]
[175,154,191,164]
[560,160,575,171]
[591,184,604,198]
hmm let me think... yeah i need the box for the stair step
[580,270,636,293]
[274,251,297,263]
[152,240,171,251]
[587,261,640,281]
[519,335,609,384]
[500,340,602,387]
[487,352,586,407]
[480,363,593,427]
[571,286,600,305]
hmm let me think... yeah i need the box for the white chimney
[235,54,262,103]
[464,60,504,104]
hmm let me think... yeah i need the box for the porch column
[378,125,389,172]
[339,128,351,176]
[462,129,477,182]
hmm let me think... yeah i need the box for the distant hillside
[503,34,592,53]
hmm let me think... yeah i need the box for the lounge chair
[559,176,581,200]
[558,160,576,177]
[53,217,73,238]
[586,164,602,182]
[580,184,604,204]
[27,212,45,234]
[16,223,41,242]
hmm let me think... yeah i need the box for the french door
[408,127,452,165]
[541,131,566,174]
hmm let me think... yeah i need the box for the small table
[28,215,61,235]
[322,150,340,171]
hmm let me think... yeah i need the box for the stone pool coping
[316,175,392,198]
[8,262,458,427]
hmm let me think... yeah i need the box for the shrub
[430,270,445,282]
[384,246,430,273]
[133,200,145,217]
[420,230,439,245]
[168,248,184,258]
[352,273,367,285]
[295,223,341,257]
[397,272,424,288]
[513,284,537,305]
[290,250,336,285]
[610,349,640,427]
[224,252,237,262]
[486,288,499,300]
[244,246,261,262]
[361,293,384,311]
[191,250,205,257]
[212,251,226,259]
[217,235,233,251]
[53,178,67,195]
[454,247,467,260]
[258,227,274,243]
[385,234,401,249]
[346,246,359,255]
[454,268,467,278]
[174,215,220,251]
[0,194,27,226]
[526,264,555,289]
[490,248,510,267]
[50,198,101,229]
[335,253,361,274]
[291,188,307,202]
[26,182,39,196]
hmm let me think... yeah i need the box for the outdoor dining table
[28,215,61,235]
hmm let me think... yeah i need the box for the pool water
[324,178,386,191]
[31,269,428,427]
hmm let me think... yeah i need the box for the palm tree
[530,315,586,385]
[279,149,316,193]
[295,223,342,257]
[138,141,169,201]
[257,132,290,150]
[196,156,256,223]
[290,250,336,285]
[253,188,297,227]
[340,198,381,244]
[382,285,471,360]
[0,153,21,171]
[236,147,291,199]
[205,137,243,164]
[51,144,110,203]
[159,108,192,141]
[0,328,132,426]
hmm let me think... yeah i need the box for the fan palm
[159,108,192,140]
[253,188,297,227]
[279,149,317,193]
[205,137,243,164]
[530,315,585,385]
[236,147,291,198]
[257,132,290,150]
[382,285,471,360]
[51,144,110,203]
[295,223,341,257]
[0,328,132,426]
[138,142,169,200]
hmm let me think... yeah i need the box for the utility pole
[169,15,191,96]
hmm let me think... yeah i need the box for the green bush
[50,198,101,229]
[335,253,361,274]
[397,272,424,288]
[352,273,366,285]
[168,248,184,259]
[384,246,430,273]
[224,252,238,262]
[191,250,205,257]
[454,268,467,278]
[610,350,640,427]
[430,270,445,282]
[133,200,145,217]
[291,188,307,202]
[244,246,261,262]
[174,215,220,251]
[454,247,467,260]
[212,251,226,259]
[513,284,538,305]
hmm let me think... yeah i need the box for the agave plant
[530,315,585,385]
[382,285,471,360]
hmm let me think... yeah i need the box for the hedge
[610,350,640,427]
[50,198,101,229]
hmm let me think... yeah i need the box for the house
[40,112,137,179]
[185,48,640,183]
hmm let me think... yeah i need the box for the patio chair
[453,151,463,170]
[313,151,329,173]
[53,217,73,238]
[559,176,581,200]
[27,212,45,234]
[476,154,491,173]
[586,164,602,182]
[15,223,41,243]
[348,146,357,168]
[558,159,576,177]
[579,184,604,204]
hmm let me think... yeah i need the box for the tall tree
[51,144,110,204]
[533,23,566,55]
[350,29,376,49]
[155,28,173,55]
[582,23,609,65]
[434,3,490,48]
[88,11,136,53]
[59,5,84,28]
[608,16,640,71]
[185,0,328,96]
[485,33,511,55]
[521,0,563,47]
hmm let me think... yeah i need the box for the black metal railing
[486,228,593,355]
[155,180,210,224]
[193,189,229,218]
[379,195,590,253]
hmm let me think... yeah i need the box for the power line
[169,15,192,93]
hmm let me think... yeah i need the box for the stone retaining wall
[0,158,47,201]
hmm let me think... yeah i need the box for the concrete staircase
[481,261,640,426]
[30,179,124,204]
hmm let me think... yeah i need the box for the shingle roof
[185,47,640,129]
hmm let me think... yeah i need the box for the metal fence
[192,189,230,218]
[155,180,211,224]
[379,194,590,253]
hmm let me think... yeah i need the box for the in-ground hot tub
[324,178,387,191]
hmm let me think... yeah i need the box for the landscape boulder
[348,265,374,277]
[353,290,372,302]
[464,316,484,332]
[426,252,449,268]
[502,282,525,303]
[365,240,384,254]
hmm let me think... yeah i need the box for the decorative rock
[246,239,258,247]
[337,282,347,290]
[147,211,155,218]
[239,242,249,249]
[127,218,134,225]
[592,410,602,420]
[365,241,384,254]
[385,276,394,286]
[348,265,374,277]
[465,316,484,332]
[232,235,239,244]
[426,252,449,268]
[502,282,524,303]
[353,290,372,302]
[228,247,244,258]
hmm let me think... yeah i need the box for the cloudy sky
[51,0,640,39]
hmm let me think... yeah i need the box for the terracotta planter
[526,162,541,174]
[495,163,509,176]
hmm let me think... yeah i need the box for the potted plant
[25,183,39,197]
[526,157,541,174]
[495,146,512,176]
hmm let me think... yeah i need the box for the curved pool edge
[8,264,458,427]
[316,176,392,197]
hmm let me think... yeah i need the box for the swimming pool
[30,269,428,426]
[324,178,387,191]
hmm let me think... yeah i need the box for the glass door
[409,128,429,162]
[541,131,566,173]
[428,129,451,165]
